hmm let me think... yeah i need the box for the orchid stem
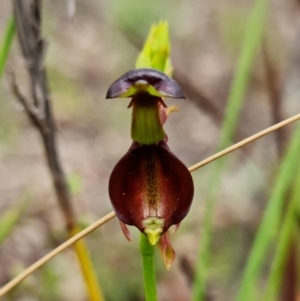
[140,233,158,301]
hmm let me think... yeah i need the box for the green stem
[140,233,158,301]
[262,169,300,301]
[235,124,300,301]
[0,17,16,80]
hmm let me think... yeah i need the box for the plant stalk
[140,234,158,301]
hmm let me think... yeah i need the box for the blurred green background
[1,0,300,301]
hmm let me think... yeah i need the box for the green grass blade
[0,197,30,244]
[236,124,300,301]
[0,17,16,80]
[262,168,300,301]
[218,0,269,149]
[0,209,20,244]
[39,263,60,301]
[192,0,269,300]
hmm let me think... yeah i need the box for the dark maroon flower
[109,140,194,245]
[107,68,194,267]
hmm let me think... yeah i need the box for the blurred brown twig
[10,1,105,300]
[12,0,75,228]
[262,42,287,157]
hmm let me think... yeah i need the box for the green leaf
[236,124,300,301]
[0,17,16,80]
[262,167,300,301]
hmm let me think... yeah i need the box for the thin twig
[13,0,75,228]
[1,112,300,297]
[10,71,47,132]
[12,1,105,300]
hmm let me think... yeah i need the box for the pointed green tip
[135,20,172,74]
[144,228,163,245]
[142,216,165,245]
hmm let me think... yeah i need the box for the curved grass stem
[140,234,158,301]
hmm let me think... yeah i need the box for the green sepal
[136,21,172,74]
[144,228,163,245]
